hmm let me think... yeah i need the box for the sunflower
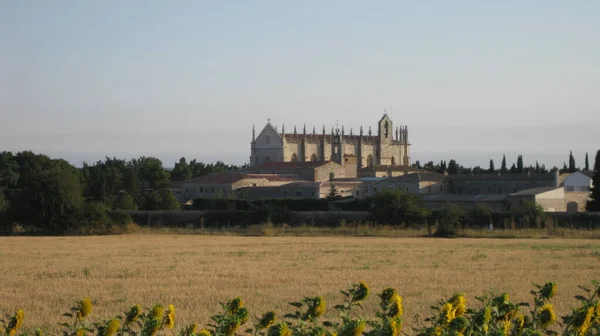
[78,298,93,320]
[125,305,142,322]
[164,304,175,329]
[151,305,164,320]
[539,282,557,300]
[197,329,212,336]
[267,322,291,336]
[105,318,120,336]
[379,288,398,309]
[257,311,276,330]
[6,309,25,335]
[441,302,455,324]
[387,294,403,319]
[304,296,326,320]
[76,328,86,336]
[572,306,594,336]
[450,294,466,317]
[339,319,366,336]
[351,281,370,303]
[502,319,512,336]
[226,297,244,314]
[537,303,557,329]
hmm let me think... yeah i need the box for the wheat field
[1,234,599,333]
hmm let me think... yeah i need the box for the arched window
[367,155,373,168]
[391,157,396,166]
[311,153,318,162]
[291,153,298,162]
[384,121,389,138]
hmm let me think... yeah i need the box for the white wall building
[563,171,593,192]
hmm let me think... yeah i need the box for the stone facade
[245,161,353,182]
[506,187,566,212]
[249,114,410,171]
[443,171,559,195]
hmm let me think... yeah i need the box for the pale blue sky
[1,1,599,168]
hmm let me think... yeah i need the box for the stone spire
[360,126,363,136]
[312,126,316,134]
[368,126,372,136]
[341,125,344,136]
[294,125,297,134]
[303,124,306,134]
[350,127,353,136]
[252,125,255,141]
[322,125,326,135]
[282,123,285,135]
[395,126,399,141]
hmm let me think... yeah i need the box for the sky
[1,1,599,168]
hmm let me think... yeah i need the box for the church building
[249,114,410,170]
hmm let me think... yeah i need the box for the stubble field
[1,235,600,333]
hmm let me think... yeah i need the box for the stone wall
[565,191,591,212]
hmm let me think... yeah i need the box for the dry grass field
[1,235,600,333]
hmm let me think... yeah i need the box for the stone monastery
[249,113,410,171]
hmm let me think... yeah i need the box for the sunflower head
[378,287,398,309]
[387,294,403,319]
[197,329,212,336]
[350,281,370,303]
[77,298,93,320]
[539,282,557,300]
[151,304,164,320]
[124,305,142,323]
[104,318,120,336]
[266,322,291,336]
[257,311,276,330]
[537,303,557,329]
[226,297,244,314]
[304,296,326,320]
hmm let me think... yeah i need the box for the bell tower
[332,127,343,164]
[377,113,394,166]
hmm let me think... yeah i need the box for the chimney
[553,169,559,188]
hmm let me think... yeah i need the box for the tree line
[413,151,595,175]
[0,151,244,234]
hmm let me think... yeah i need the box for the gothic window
[384,121,389,138]
[391,157,396,166]
[291,153,298,162]
[311,153,318,161]
[367,155,373,168]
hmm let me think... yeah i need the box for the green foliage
[569,151,577,173]
[143,190,181,211]
[370,189,430,225]
[112,191,138,211]
[511,201,544,227]
[434,203,469,237]
[501,155,508,173]
[326,183,340,201]
[517,155,524,173]
[8,166,84,233]
[588,150,600,212]
[585,152,590,171]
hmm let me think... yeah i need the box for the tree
[509,163,518,173]
[488,159,495,173]
[568,151,576,173]
[585,152,590,171]
[8,166,84,233]
[535,161,541,173]
[517,155,524,173]
[587,150,600,211]
[112,191,138,210]
[447,160,459,175]
[326,183,339,200]
[501,155,508,173]
[370,189,430,225]
[171,157,192,181]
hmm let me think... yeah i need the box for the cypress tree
[568,151,576,173]
[517,155,524,173]
[535,161,541,173]
[585,152,590,171]
[488,159,495,173]
[501,155,508,173]
[587,150,600,211]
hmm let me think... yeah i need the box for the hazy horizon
[2,1,599,169]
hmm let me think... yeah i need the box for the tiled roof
[509,187,562,196]
[249,161,333,170]
[421,194,508,202]
[446,173,555,181]
[359,165,421,172]
[385,172,445,182]
[185,173,298,185]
